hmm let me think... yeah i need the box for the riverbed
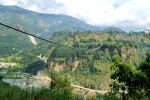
[2,78,50,89]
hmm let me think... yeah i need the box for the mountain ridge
[0,5,99,37]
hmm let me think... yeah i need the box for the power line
[0,22,76,49]
[0,22,102,51]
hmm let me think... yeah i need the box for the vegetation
[0,75,76,100]
[1,30,149,90]
[0,4,150,100]
[0,25,150,99]
[110,53,150,99]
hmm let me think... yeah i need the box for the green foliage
[137,53,150,98]
[50,75,74,100]
[95,93,122,100]
[111,54,150,99]
[51,47,76,59]
[3,55,22,63]
[0,27,33,57]
[111,60,134,84]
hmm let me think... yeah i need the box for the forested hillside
[0,29,150,99]
[2,31,149,91]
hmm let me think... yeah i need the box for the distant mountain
[103,27,125,33]
[0,5,98,38]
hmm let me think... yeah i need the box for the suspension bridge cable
[0,22,103,51]
[0,22,78,49]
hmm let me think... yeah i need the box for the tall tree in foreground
[110,53,150,100]
[50,74,75,100]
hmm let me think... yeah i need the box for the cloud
[0,0,66,14]
[0,0,150,31]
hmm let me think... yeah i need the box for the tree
[137,53,150,98]
[51,47,76,59]
[111,58,134,99]
[50,75,74,100]
[110,54,150,99]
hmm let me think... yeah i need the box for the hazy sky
[0,0,150,31]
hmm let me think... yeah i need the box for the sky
[0,0,150,31]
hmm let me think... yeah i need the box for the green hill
[0,5,99,56]
[103,26,125,33]
[0,5,98,37]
